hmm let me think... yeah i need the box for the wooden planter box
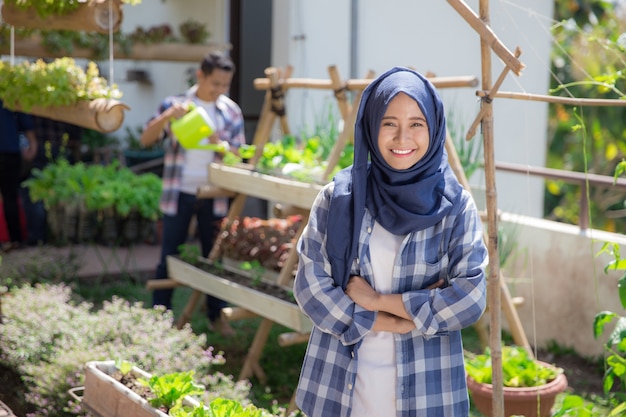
[1,1,122,33]
[167,255,312,333]
[81,360,200,417]
[208,163,323,210]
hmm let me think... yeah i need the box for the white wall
[500,213,626,357]
[110,0,228,139]
[271,0,554,218]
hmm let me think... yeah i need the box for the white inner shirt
[180,100,220,194]
[351,220,405,417]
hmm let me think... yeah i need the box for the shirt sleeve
[402,191,488,337]
[294,184,376,346]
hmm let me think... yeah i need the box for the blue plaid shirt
[294,182,488,417]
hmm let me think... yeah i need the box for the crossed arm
[346,276,444,334]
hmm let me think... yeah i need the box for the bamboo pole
[12,99,130,133]
[253,75,478,91]
[321,69,375,182]
[477,90,626,106]
[478,1,504,416]
[467,48,522,140]
[328,65,352,120]
[447,0,524,76]
[445,135,532,356]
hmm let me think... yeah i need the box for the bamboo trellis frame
[448,1,626,416]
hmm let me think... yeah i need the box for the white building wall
[271,0,554,218]
[110,0,228,138]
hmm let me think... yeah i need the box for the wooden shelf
[208,163,323,210]
[167,256,312,333]
[0,37,232,62]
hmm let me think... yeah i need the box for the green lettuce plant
[465,345,562,387]
[138,370,205,411]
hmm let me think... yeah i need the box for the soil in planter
[180,256,296,304]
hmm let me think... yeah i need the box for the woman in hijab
[293,66,488,417]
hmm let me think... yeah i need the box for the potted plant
[465,345,568,417]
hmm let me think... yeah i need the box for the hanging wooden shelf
[167,256,312,333]
[13,99,130,133]
[0,36,232,62]
[1,0,123,34]
[208,162,323,210]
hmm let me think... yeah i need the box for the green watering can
[170,105,224,151]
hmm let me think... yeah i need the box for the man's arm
[140,102,189,147]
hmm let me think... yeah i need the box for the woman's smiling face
[377,92,430,170]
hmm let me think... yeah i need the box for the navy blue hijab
[326,67,463,289]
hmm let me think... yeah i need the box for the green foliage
[465,345,563,387]
[593,239,626,416]
[23,159,162,220]
[116,359,134,375]
[138,370,206,411]
[4,0,142,18]
[448,108,483,181]
[552,393,602,417]
[239,260,265,287]
[178,244,202,265]
[547,2,626,232]
[0,58,121,111]
[169,398,275,417]
[0,283,250,417]
[207,398,275,417]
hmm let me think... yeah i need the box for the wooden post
[478,1,504,416]
[322,69,375,182]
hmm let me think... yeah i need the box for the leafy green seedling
[138,370,205,411]
[115,359,134,375]
[465,345,562,387]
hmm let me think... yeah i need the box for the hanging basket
[13,99,130,133]
[1,0,123,34]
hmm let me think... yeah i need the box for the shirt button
[348,384,353,390]
[351,351,355,358]
[367,227,372,233]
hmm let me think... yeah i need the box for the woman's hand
[346,275,379,311]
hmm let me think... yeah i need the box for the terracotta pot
[466,364,568,417]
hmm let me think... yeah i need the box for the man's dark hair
[200,51,235,75]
